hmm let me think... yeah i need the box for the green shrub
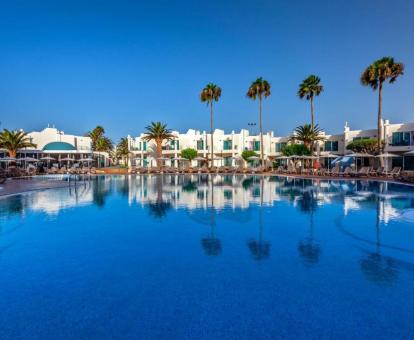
[346,138,380,154]
[281,144,310,156]
[181,148,198,161]
[241,150,259,161]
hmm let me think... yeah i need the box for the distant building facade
[0,126,109,166]
[127,119,414,170]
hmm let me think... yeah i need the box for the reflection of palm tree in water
[201,175,222,256]
[92,176,111,207]
[298,189,321,265]
[247,178,270,260]
[360,197,398,285]
[148,175,171,219]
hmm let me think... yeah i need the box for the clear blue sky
[1,0,413,141]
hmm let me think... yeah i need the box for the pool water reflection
[0,175,414,339]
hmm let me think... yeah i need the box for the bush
[346,138,380,154]
[181,148,198,161]
[241,150,259,161]
[282,144,310,156]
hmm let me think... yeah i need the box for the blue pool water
[0,175,414,339]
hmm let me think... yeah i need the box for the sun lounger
[369,166,384,177]
[339,166,353,177]
[386,167,401,178]
[352,166,371,177]
[328,165,340,176]
[0,168,7,183]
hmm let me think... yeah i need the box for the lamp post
[248,122,256,136]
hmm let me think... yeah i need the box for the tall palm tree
[247,77,271,168]
[0,129,36,158]
[200,83,222,168]
[116,137,129,165]
[142,122,175,168]
[289,124,325,152]
[298,75,323,130]
[87,126,105,151]
[361,57,404,150]
[95,137,113,168]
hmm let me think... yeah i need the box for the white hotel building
[128,119,414,170]
[0,125,110,166]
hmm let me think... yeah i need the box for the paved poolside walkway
[0,178,71,197]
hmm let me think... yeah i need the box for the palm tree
[87,126,105,151]
[0,129,36,158]
[95,137,113,168]
[361,57,404,150]
[247,77,271,168]
[116,137,129,165]
[142,122,175,168]
[289,124,325,152]
[200,83,222,168]
[298,75,323,130]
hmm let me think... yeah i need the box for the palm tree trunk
[377,81,383,150]
[310,96,314,130]
[378,81,384,166]
[259,96,264,168]
[9,150,17,158]
[157,140,162,169]
[210,101,214,168]
[310,96,315,156]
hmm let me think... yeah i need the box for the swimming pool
[0,175,413,339]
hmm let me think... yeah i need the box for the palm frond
[298,75,323,100]
[247,77,271,100]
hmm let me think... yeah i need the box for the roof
[42,141,76,151]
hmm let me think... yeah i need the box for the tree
[181,148,197,161]
[241,150,258,161]
[87,126,113,167]
[94,136,113,167]
[247,77,271,168]
[142,122,175,168]
[346,138,380,154]
[361,57,404,150]
[200,83,222,168]
[298,75,323,130]
[87,126,105,151]
[0,129,36,158]
[281,144,310,157]
[116,137,129,165]
[289,124,325,153]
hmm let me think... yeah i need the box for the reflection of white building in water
[2,175,412,223]
[24,184,95,215]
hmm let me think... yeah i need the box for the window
[324,141,338,152]
[353,136,371,141]
[196,140,204,150]
[224,157,232,166]
[197,191,205,200]
[275,142,286,152]
[224,190,233,200]
[253,141,260,151]
[223,140,232,150]
[143,142,147,151]
[392,132,411,146]
[165,140,179,150]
